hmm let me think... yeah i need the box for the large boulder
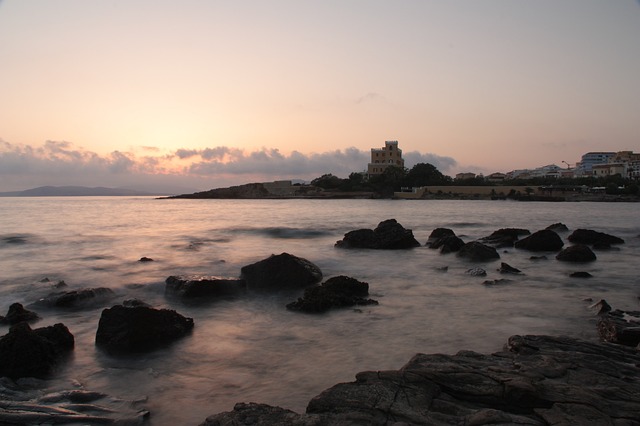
[425,228,455,246]
[457,241,500,262]
[568,229,624,246]
[0,302,40,325]
[240,253,322,291]
[200,335,640,426]
[0,322,74,379]
[286,276,378,313]
[33,287,116,309]
[480,228,530,247]
[514,229,564,251]
[165,275,246,299]
[95,304,194,354]
[335,219,420,249]
[556,244,597,262]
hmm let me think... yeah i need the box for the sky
[1,1,639,192]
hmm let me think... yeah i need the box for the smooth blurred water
[0,197,639,424]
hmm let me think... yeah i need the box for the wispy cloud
[0,140,457,192]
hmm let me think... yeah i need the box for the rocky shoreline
[1,220,639,424]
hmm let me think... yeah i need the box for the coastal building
[575,152,616,176]
[367,140,405,178]
[486,172,506,182]
[455,172,476,180]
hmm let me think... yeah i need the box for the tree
[310,174,344,189]
[403,163,451,187]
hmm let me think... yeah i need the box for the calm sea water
[0,197,639,424]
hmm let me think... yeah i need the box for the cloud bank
[0,139,457,193]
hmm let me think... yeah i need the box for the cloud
[0,140,458,192]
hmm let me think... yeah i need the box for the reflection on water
[0,197,639,424]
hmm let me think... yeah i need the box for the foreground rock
[166,275,246,299]
[95,304,194,354]
[32,287,116,309]
[286,276,378,313]
[428,235,465,254]
[200,334,640,426]
[240,253,323,291]
[597,308,640,347]
[335,219,420,249]
[514,229,564,251]
[425,228,455,246]
[0,379,149,424]
[0,322,74,379]
[555,244,597,262]
[568,228,624,246]
[456,241,499,261]
[0,303,40,325]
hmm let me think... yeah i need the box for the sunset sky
[1,1,639,192]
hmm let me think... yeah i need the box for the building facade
[575,152,616,176]
[367,140,404,177]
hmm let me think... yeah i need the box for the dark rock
[546,222,569,232]
[240,253,322,291]
[514,229,564,251]
[33,287,116,309]
[165,275,246,299]
[597,309,640,346]
[465,267,487,276]
[286,276,378,313]
[568,228,624,246]
[529,255,548,260]
[457,241,500,262]
[425,228,455,246]
[201,335,640,426]
[556,244,597,262]
[480,228,530,247]
[0,303,40,325]
[122,298,151,307]
[435,266,448,272]
[335,219,420,249]
[570,271,593,278]
[590,299,612,315]
[482,279,512,286]
[0,322,74,379]
[95,304,194,354]
[429,235,465,254]
[498,262,521,274]
[138,257,154,262]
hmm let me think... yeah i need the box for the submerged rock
[165,275,246,299]
[335,219,420,249]
[200,335,640,426]
[0,303,40,325]
[498,262,521,274]
[95,304,194,354]
[286,276,378,313]
[0,322,74,379]
[597,309,640,347]
[457,241,500,262]
[465,267,487,276]
[240,253,322,291]
[514,229,564,251]
[33,287,116,309]
[568,228,624,246]
[556,244,597,262]
[570,271,593,278]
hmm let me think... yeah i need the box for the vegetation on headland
[169,162,639,200]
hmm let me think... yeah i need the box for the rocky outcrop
[200,334,640,426]
[171,183,271,199]
[568,228,624,246]
[286,276,378,313]
[240,253,323,291]
[597,309,640,347]
[457,241,499,261]
[546,222,569,232]
[335,219,420,249]
[0,303,40,325]
[165,275,246,299]
[429,235,465,254]
[480,228,530,247]
[32,287,116,309]
[425,228,455,246]
[555,244,597,262]
[514,229,564,251]
[95,304,194,354]
[0,322,74,379]
[498,262,522,274]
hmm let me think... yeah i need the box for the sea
[0,197,638,424]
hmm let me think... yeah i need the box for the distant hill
[0,186,167,197]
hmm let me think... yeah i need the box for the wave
[0,233,40,247]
